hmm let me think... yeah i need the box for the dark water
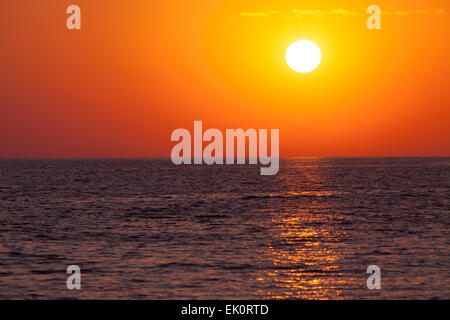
[0,158,448,299]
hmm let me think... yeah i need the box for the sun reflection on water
[258,211,347,299]
[254,159,352,299]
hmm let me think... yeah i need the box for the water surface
[0,158,448,299]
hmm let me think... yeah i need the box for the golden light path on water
[252,159,354,299]
[263,212,346,299]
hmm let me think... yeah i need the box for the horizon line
[0,156,449,160]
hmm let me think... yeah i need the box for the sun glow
[286,40,322,73]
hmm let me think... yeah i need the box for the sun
[286,40,322,73]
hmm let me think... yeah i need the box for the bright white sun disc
[286,40,321,73]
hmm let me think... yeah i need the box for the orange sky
[0,0,449,158]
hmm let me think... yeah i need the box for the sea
[0,158,448,299]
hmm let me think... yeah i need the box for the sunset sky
[0,0,449,158]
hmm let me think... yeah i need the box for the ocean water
[0,158,448,299]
